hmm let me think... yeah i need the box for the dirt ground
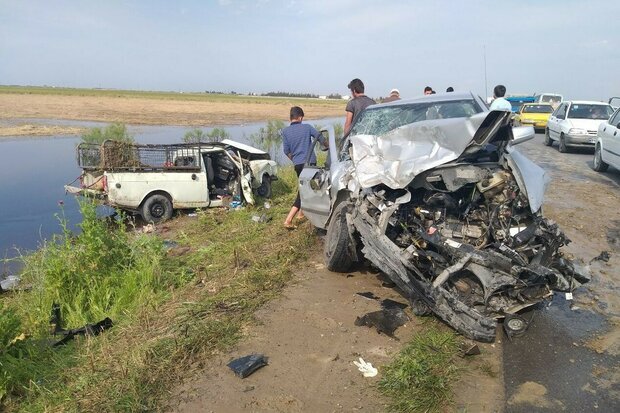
[169,252,503,413]
[0,120,87,137]
[0,93,345,134]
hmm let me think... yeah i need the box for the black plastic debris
[591,251,611,263]
[227,354,268,378]
[355,308,409,337]
[356,291,380,300]
[49,303,113,346]
[380,298,408,310]
[53,318,114,347]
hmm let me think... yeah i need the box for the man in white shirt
[489,84,512,111]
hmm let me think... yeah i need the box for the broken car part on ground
[299,93,590,342]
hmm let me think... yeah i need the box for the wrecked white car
[300,93,589,342]
[66,139,277,223]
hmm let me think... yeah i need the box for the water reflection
[0,117,344,274]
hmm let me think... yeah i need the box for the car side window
[609,109,620,127]
[556,104,567,120]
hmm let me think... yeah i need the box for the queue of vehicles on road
[507,93,620,174]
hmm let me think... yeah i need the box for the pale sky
[1,0,618,100]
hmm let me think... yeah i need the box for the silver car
[299,92,588,342]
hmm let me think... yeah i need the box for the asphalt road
[502,132,620,413]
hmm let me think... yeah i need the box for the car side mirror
[509,126,535,146]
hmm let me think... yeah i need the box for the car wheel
[141,193,173,223]
[593,143,609,172]
[324,202,356,272]
[558,133,568,153]
[544,129,553,146]
[255,175,272,198]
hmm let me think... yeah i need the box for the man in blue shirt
[281,106,321,229]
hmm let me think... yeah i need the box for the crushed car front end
[328,103,589,342]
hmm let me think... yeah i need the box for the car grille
[587,130,597,135]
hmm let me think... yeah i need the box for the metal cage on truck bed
[77,140,207,172]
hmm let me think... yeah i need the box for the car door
[551,103,568,138]
[298,126,338,229]
[603,108,620,168]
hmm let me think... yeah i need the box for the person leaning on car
[344,78,376,135]
[489,84,512,111]
[281,106,323,229]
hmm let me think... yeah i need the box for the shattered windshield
[349,99,483,136]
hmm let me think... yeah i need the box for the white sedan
[593,107,620,172]
[545,101,614,153]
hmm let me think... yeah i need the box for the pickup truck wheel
[255,176,272,198]
[558,133,568,153]
[593,143,609,172]
[141,194,173,223]
[543,129,553,146]
[324,202,355,272]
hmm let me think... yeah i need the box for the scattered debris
[356,291,380,300]
[162,239,179,250]
[142,223,155,233]
[264,201,271,209]
[251,213,272,223]
[590,251,611,263]
[227,354,268,378]
[187,213,198,217]
[0,275,23,293]
[50,303,113,346]
[353,357,378,378]
[460,341,481,356]
[380,298,408,310]
[53,317,114,346]
[355,308,409,337]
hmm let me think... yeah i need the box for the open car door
[298,126,337,229]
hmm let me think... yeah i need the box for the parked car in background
[593,106,620,172]
[544,101,614,152]
[513,103,553,132]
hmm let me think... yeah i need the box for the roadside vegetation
[0,167,315,412]
[379,323,461,413]
[80,122,134,144]
[183,127,230,143]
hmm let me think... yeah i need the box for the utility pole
[483,44,488,101]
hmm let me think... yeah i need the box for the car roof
[565,100,610,105]
[523,102,552,106]
[376,91,476,107]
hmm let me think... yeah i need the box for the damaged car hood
[350,111,502,190]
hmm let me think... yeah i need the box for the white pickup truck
[65,139,277,223]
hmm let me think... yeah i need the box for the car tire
[255,175,272,198]
[593,143,609,172]
[141,193,173,223]
[544,129,553,146]
[324,202,356,272]
[558,133,568,153]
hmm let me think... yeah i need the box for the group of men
[280,78,512,228]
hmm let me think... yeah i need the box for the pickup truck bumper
[64,185,107,200]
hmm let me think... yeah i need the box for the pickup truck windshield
[349,99,483,136]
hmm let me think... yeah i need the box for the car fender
[249,160,277,187]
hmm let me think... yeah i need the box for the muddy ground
[168,133,619,413]
[0,93,344,134]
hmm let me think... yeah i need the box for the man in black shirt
[344,78,376,135]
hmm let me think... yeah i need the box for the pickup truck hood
[349,111,510,190]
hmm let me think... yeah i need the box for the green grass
[379,323,461,413]
[0,85,346,108]
[0,166,316,412]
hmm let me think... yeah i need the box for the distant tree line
[262,91,318,98]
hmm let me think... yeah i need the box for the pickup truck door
[298,126,337,229]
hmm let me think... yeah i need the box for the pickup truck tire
[141,194,173,223]
[255,175,272,198]
[325,202,355,272]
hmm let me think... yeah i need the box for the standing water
[0,118,344,275]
